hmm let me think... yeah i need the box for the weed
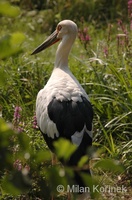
[0,1,132,199]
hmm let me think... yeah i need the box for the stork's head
[31,20,78,55]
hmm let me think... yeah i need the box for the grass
[0,4,132,200]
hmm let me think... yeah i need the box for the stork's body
[32,20,93,198]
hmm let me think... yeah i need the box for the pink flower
[128,0,132,18]
[13,106,24,133]
[78,28,91,42]
[17,126,24,133]
[13,106,22,122]
[103,47,108,57]
[13,159,22,171]
[117,19,122,26]
[24,164,30,172]
[32,114,38,129]
[130,20,132,30]
[128,0,132,29]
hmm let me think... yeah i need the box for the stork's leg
[51,152,57,165]
[51,153,72,200]
[76,192,90,200]
[51,196,54,200]
[51,152,57,200]
[67,192,71,200]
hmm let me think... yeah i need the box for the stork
[31,20,93,199]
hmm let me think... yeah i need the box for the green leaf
[46,166,68,194]
[93,159,124,173]
[0,67,7,86]
[11,32,25,46]
[1,175,21,196]
[78,155,88,167]
[0,118,12,133]
[35,150,51,163]
[1,171,31,196]
[0,2,20,17]
[0,119,14,171]
[54,138,77,162]
[0,32,25,59]
[81,174,101,199]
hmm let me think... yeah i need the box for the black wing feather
[48,95,93,138]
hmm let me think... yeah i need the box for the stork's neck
[54,35,76,69]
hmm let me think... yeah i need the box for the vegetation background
[0,0,132,199]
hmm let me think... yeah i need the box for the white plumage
[36,66,89,140]
[31,20,93,199]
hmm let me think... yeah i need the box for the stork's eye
[57,25,62,31]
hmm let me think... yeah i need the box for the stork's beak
[31,30,60,55]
